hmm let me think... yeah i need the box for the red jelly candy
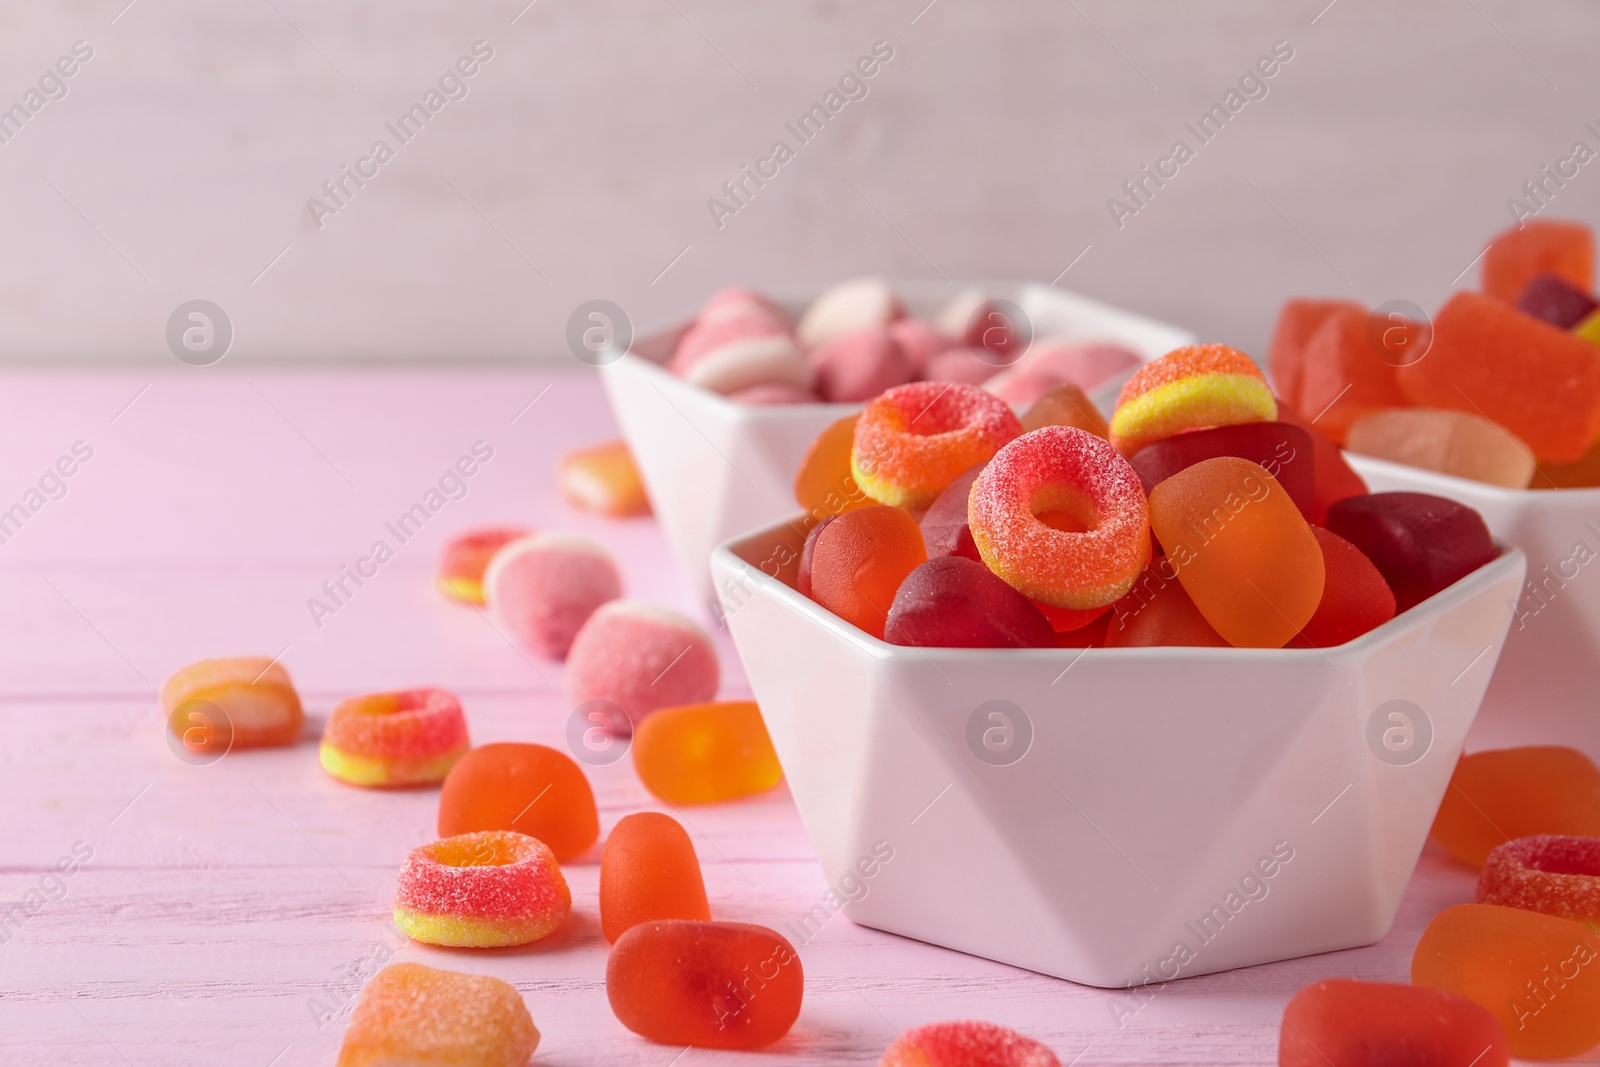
[884,557,1057,648]
[919,464,984,561]
[1267,298,1365,412]
[880,1021,1060,1067]
[1275,401,1367,524]
[1105,561,1227,647]
[1279,978,1508,1067]
[796,515,838,599]
[1518,273,1599,329]
[1482,218,1594,304]
[1295,305,1408,445]
[1325,492,1497,612]
[1128,421,1314,520]
[1294,528,1396,647]
[1478,835,1600,923]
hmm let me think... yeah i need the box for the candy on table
[884,557,1058,649]
[161,655,303,752]
[924,347,1004,386]
[1147,457,1324,647]
[1535,437,1600,488]
[319,687,470,788]
[559,440,651,517]
[437,526,532,603]
[880,1021,1061,1067]
[798,276,902,350]
[1481,218,1594,304]
[1292,528,1396,647]
[1105,561,1228,648]
[1478,835,1600,923]
[669,315,809,396]
[606,920,803,1048]
[1324,491,1497,612]
[1108,344,1277,455]
[393,830,571,948]
[1346,408,1536,489]
[632,700,783,804]
[796,514,838,598]
[1018,383,1110,438]
[794,414,873,525]
[968,425,1151,609]
[483,532,621,659]
[566,601,720,721]
[1412,902,1600,1059]
[438,742,600,861]
[888,318,957,377]
[601,812,712,942]
[698,285,790,328]
[918,464,984,561]
[727,381,819,405]
[808,505,928,639]
[1266,298,1365,412]
[336,962,539,1067]
[1294,304,1410,445]
[1278,979,1508,1067]
[851,381,1023,510]
[1396,290,1600,463]
[808,325,914,403]
[1431,746,1600,867]
[1274,399,1369,524]
[1517,272,1600,329]
[1128,420,1315,519]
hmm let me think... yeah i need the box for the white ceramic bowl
[711,518,1525,987]
[600,283,1194,613]
[1348,454,1600,760]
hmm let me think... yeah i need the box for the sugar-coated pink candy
[1516,273,1598,330]
[797,277,902,349]
[698,285,790,328]
[885,557,1057,648]
[484,533,622,658]
[669,316,809,395]
[566,601,719,721]
[985,342,1142,405]
[808,326,914,403]
[925,348,1002,386]
[880,1020,1060,1067]
[919,464,984,560]
[889,318,957,377]
[727,381,819,405]
[1325,492,1498,612]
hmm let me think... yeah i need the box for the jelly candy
[968,426,1150,609]
[1274,400,1368,524]
[880,1020,1060,1067]
[1535,437,1600,488]
[559,439,650,518]
[1482,218,1594,305]
[809,326,913,403]
[1478,835,1600,923]
[1412,902,1600,1058]
[808,505,928,639]
[1345,408,1535,489]
[1105,561,1227,647]
[1266,298,1364,411]
[337,962,538,1067]
[162,655,303,751]
[601,812,711,942]
[1517,273,1599,329]
[1295,304,1408,445]
[632,700,783,804]
[607,920,803,1048]
[566,601,720,721]
[1128,421,1314,520]
[1018,382,1110,437]
[796,515,838,598]
[394,830,571,948]
[885,557,1057,648]
[1147,457,1324,648]
[1324,492,1497,612]
[852,381,1022,509]
[1293,528,1395,647]
[438,742,600,861]
[483,532,622,658]
[919,465,984,561]
[794,414,872,524]
[437,526,531,604]
[1278,978,1507,1067]
[1109,344,1277,455]
[1431,746,1600,867]
[889,318,956,377]
[319,687,470,788]
[798,276,901,349]
[1396,290,1600,462]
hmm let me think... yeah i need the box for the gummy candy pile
[665,277,1143,405]
[790,346,1499,649]
[1272,217,1600,488]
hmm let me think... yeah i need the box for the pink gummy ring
[394,830,572,948]
[1476,834,1600,922]
[851,381,1022,509]
[968,425,1151,610]
[881,1020,1060,1067]
[319,687,470,788]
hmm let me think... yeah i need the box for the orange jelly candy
[1535,436,1600,488]
[1413,903,1600,1059]
[1397,290,1600,463]
[808,505,927,639]
[1105,561,1227,647]
[1482,218,1594,304]
[601,812,711,943]
[1294,305,1407,445]
[1431,746,1600,867]
[1293,527,1395,647]
[794,414,873,523]
[337,962,539,1067]
[162,655,303,752]
[1147,457,1325,647]
[437,742,600,861]
[632,700,783,805]
[1019,383,1109,438]
[1280,978,1508,1067]
[607,920,802,1048]
[559,439,650,518]
[1266,298,1364,409]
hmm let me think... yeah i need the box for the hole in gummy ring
[428,836,525,869]
[1029,484,1098,533]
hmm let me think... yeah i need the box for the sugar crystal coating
[1109,344,1276,454]
[852,381,1023,510]
[565,601,719,721]
[483,532,621,659]
[319,687,470,788]
[1478,835,1600,922]
[394,830,571,948]
[880,1020,1060,1067]
[337,962,538,1067]
[437,526,532,603]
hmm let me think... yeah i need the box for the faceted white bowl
[712,518,1524,987]
[600,282,1194,613]
[1348,454,1600,760]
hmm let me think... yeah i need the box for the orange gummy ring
[851,381,1022,509]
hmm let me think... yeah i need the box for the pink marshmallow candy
[888,318,957,378]
[983,342,1142,406]
[669,316,809,396]
[484,533,622,659]
[808,326,914,403]
[727,382,820,405]
[924,347,1003,386]
[565,601,719,721]
[797,277,902,349]
[697,285,791,329]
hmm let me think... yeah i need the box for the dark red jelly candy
[1276,400,1368,524]
[919,464,984,561]
[1129,421,1315,519]
[884,557,1056,648]
[1517,272,1599,330]
[1325,493,1497,612]
[1294,528,1397,647]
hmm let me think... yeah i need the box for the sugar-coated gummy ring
[968,425,1151,609]
[1109,343,1276,454]
[1476,835,1600,923]
[319,687,470,788]
[394,830,571,948]
[851,381,1022,509]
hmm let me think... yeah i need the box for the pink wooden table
[0,366,1539,1066]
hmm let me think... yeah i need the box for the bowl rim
[712,513,1526,664]
[1346,451,1600,501]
